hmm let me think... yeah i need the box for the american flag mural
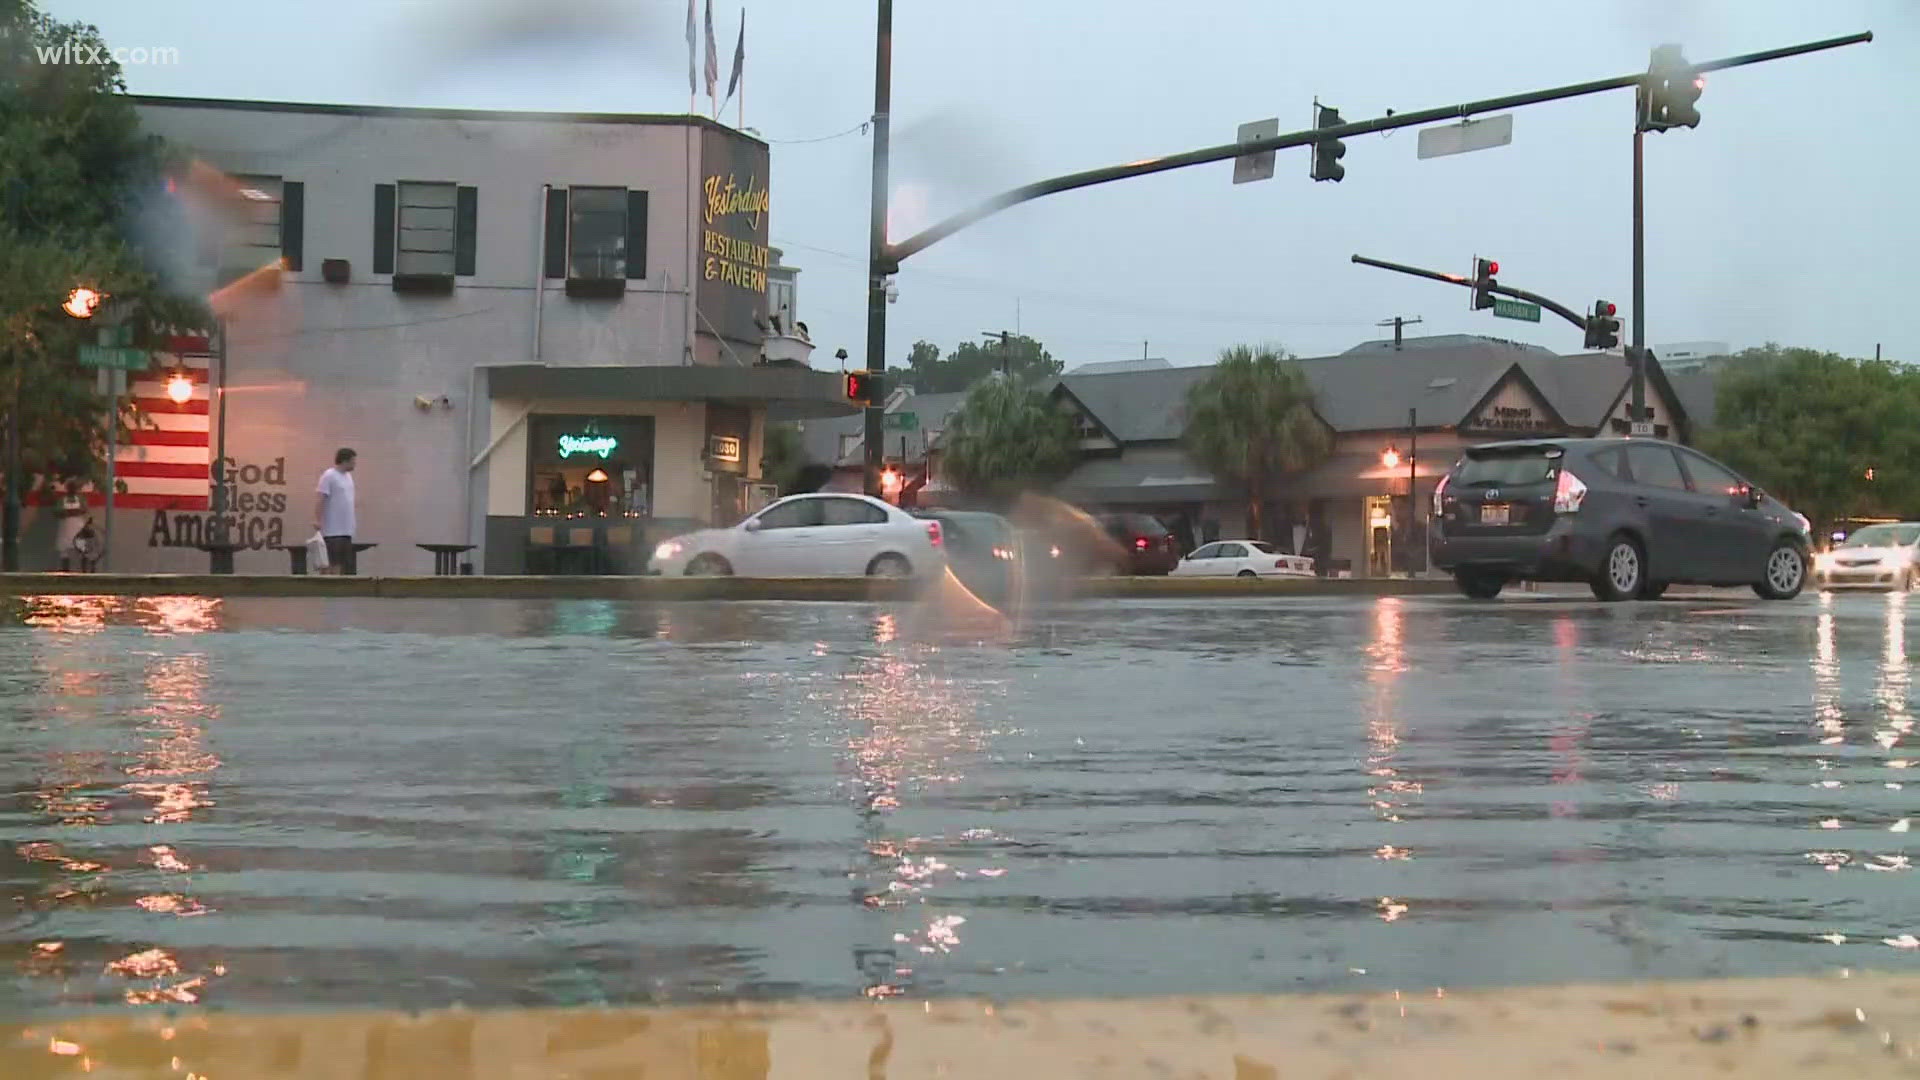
[110,333,213,511]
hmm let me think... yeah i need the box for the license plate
[1479,503,1511,525]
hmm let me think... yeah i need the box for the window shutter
[372,183,395,274]
[625,189,648,280]
[454,185,478,276]
[543,188,569,280]
[280,181,304,271]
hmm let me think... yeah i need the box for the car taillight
[925,521,942,546]
[1135,537,1149,550]
[1553,469,1588,513]
[1432,472,1450,516]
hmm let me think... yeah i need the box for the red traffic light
[1485,261,1498,276]
[1597,301,1616,317]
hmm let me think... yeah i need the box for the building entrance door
[1365,495,1393,578]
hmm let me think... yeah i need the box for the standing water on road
[0,592,1913,1016]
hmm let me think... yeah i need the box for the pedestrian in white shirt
[314,447,358,575]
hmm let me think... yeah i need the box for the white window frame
[396,180,457,277]
[217,174,282,270]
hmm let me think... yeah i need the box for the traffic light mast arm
[883,32,1869,265]
[1350,254,1589,333]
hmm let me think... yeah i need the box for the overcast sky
[47,0,1916,367]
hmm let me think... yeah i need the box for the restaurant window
[202,174,303,277]
[396,181,457,276]
[544,186,649,289]
[526,415,656,519]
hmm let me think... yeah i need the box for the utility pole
[1409,407,1420,574]
[861,0,893,499]
[1377,315,1422,350]
[1630,96,1647,432]
[981,330,1014,377]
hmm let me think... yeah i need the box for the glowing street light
[63,287,103,319]
[165,371,194,405]
[1381,446,1401,470]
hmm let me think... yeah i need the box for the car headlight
[653,540,684,561]
[1792,512,1811,536]
[1890,548,1915,568]
[1813,552,1835,572]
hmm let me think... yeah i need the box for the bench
[196,542,245,575]
[278,542,377,575]
[416,543,476,576]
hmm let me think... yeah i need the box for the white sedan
[1170,540,1318,578]
[650,493,946,578]
[1813,522,1920,591]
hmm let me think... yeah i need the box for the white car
[1813,522,1920,591]
[650,493,945,578]
[1170,540,1317,579]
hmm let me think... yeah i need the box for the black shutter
[625,189,647,280]
[279,181,304,271]
[372,183,395,274]
[454,185,478,276]
[543,188,569,279]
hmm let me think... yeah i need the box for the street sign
[77,345,151,370]
[1416,114,1514,159]
[1491,298,1541,323]
[1630,421,1655,437]
[883,412,918,432]
[1232,118,1278,184]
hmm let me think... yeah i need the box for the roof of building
[1667,368,1718,428]
[1052,336,1687,441]
[1067,357,1174,374]
[794,390,968,468]
[131,95,759,141]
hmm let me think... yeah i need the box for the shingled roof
[1055,336,1674,440]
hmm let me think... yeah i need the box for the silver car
[1813,523,1920,591]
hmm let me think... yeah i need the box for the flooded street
[1,593,1914,1017]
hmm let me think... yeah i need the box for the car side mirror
[743,518,763,532]
[1743,485,1764,509]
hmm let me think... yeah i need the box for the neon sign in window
[558,434,619,459]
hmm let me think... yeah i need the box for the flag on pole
[685,0,696,97]
[724,11,745,105]
[703,0,718,108]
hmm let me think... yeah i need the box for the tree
[1695,344,1920,532]
[897,334,1060,393]
[939,376,1077,498]
[1182,344,1330,540]
[2,0,207,504]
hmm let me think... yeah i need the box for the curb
[0,573,1461,602]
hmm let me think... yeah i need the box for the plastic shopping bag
[306,531,330,572]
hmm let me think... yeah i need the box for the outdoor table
[417,543,476,575]
[280,542,376,574]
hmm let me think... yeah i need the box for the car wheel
[684,554,732,577]
[1591,534,1644,602]
[1237,569,1258,578]
[1639,580,1669,601]
[1752,540,1807,600]
[867,553,912,578]
[1454,570,1504,600]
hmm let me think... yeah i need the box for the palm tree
[1182,344,1330,540]
[941,376,1077,498]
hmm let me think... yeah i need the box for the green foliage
[939,376,1077,497]
[1182,344,1330,539]
[1695,344,1920,532]
[897,335,1061,393]
[2,0,206,495]
[758,422,805,494]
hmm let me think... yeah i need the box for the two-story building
[34,96,850,575]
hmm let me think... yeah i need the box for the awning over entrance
[1055,447,1222,505]
[485,364,857,420]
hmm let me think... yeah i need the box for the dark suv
[1095,513,1181,575]
[1430,438,1811,602]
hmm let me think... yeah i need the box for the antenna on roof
[1376,315,1423,350]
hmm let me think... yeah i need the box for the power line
[763,119,871,145]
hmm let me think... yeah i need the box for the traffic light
[1585,299,1621,350]
[1309,103,1346,183]
[1470,258,1498,311]
[1641,44,1703,132]
[845,369,881,405]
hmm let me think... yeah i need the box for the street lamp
[63,287,102,319]
[1380,446,1401,470]
[165,370,194,405]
